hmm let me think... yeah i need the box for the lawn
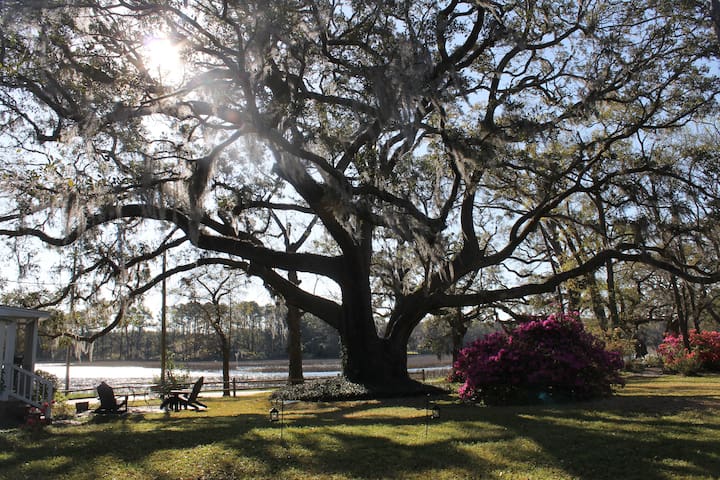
[1,374,719,480]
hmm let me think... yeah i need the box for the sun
[143,35,184,86]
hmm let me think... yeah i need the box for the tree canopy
[1,0,719,386]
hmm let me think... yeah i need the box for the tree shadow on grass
[0,397,497,480]
[247,393,546,479]
[468,394,720,480]
[3,393,719,479]
[276,393,717,480]
[280,393,448,425]
[1,413,264,478]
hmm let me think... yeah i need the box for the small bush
[272,377,372,401]
[272,376,443,402]
[453,313,625,405]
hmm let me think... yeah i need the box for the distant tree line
[37,301,342,363]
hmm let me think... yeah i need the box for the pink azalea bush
[453,313,625,405]
[658,330,720,374]
[657,334,699,375]
[690,330,720,371]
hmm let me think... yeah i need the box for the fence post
[232,377,236,397]
[422,369,426,382]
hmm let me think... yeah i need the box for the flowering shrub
[453,313,625,405]
[657,334,698,375]
[657,334,685,368]
[690,330,720,371]
[658,330,720,374]
[22,401,54,431]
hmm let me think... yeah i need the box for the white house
[0,305,54,422]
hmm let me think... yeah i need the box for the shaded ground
[2,374,719,480]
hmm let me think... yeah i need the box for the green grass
[1,374,719,480]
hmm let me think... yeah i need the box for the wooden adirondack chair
[94,381,128,414]
[179,377,207,411]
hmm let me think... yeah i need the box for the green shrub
[34,369,60,390]
[49,392,75,420]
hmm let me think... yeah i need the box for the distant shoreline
[37,354,453,391]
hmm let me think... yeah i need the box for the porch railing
[9,365,54,419]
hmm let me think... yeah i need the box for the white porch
[0,305,54,421]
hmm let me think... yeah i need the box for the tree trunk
[671,277,692,349]
[587,273,609,332]
[341,330,409,385]
[685,283,702,332]
[211,305,232,397]
[450,308,468,365]
[221,340,231,397]
[334,242,408,385]
[591,194,621,329]
[286,270,304,385]
[286,303,304,385]
[338,284,410,385]
[215,322,231,396]
[606,258,621,329]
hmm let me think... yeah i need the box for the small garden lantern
[269,406,280,422]
[431,403,440,420]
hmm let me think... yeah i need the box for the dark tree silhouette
[0,1,719,388]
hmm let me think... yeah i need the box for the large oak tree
[1,1,719,387]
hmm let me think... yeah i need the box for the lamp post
[425,394,440,437]
[269,399,284,441]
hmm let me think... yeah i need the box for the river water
[37,355,451,392]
